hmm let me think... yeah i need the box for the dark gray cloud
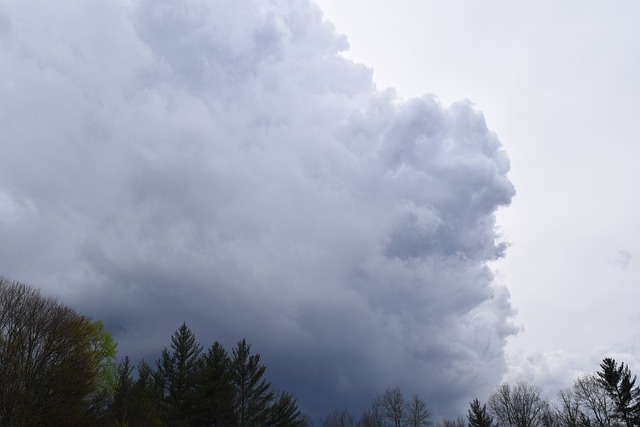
[0,0,515,419]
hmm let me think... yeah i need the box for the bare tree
[489,382,550,427]
[322,408,356,427]
[406,394,432,427]
[358,405,384,427]
[377,387,405,427]
[356,387,431,427]
[573,374,616,427]
[441,416,465,427]
[556,388,582,427]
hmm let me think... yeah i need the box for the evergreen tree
[231,339,274,427]
[442,417,466,427]
[468,398,493,427]
[111,356,134,425]
[270,391,304,427]
[128,359,164,427]
[157,322,204,426]
[197,341,236,426]
[597,358,640,427]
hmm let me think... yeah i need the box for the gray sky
[1,0,638,421]
[315,0,640,398]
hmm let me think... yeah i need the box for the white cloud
[0,0,515,418]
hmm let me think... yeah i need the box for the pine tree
[231,339,274,427]
[197,341,236,426]
[156,322,204,426]
[597,358,640,427]
[128,359,164,427]
[270,391,303,427]
[468,398,493,427]
[111,356,134,425]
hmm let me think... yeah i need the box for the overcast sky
[1,0,639,421]
[316,0,640,399]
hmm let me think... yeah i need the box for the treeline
[111,323,306,426]
[0,277,305,426]
[479,357,640,427]
[110,323,304,427]
[321,358,640,427]
[321,387,432,427]
[4,276,640,427]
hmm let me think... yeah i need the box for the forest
[1,276,639,427]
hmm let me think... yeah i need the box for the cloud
[615,249,633,270]
[0,0,515,418]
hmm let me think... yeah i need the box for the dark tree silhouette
[597,358,640,427]
[269,390,304,427]
[468,398,494,427]
[111,356,134,424]
[405,394,432,427]
[156,322,204,426]
[231,339,274,427]
[489,382,549,427]
[197,341,236,426]
[321,408,356,427]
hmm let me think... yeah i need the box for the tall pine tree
[111,356,134,425]
[597,358,640,427]
[468,398,493,427]
[197,341,236,426]
[157,322,203,426]
[231,339,274,427]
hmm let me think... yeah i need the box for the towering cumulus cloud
[0,0,515,418]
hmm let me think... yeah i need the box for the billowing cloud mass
[0,0,515,418]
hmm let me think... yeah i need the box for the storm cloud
[0,0,515,418]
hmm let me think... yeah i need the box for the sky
[0,0,639,421]
[315,0,640,399]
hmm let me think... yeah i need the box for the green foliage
[0,277,118,426]
[86,319,119,414]
[0,279,308,427]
